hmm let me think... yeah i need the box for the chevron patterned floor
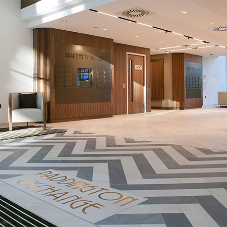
[1,108,227,227]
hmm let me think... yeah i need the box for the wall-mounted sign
[135,65,142,70]
[54,43,112,104]
[186,61,202,99]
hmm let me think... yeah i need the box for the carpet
[0,126,66,140]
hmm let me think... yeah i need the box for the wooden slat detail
[49,29,55,120]
[54,102,112,120]
[53,29,112,49]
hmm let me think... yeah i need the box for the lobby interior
[1,0,227,226]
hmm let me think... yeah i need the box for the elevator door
[128,54,144,114]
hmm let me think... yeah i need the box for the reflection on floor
[1,108,227,227]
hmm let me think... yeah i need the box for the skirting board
[48,114,113,123]
[151,107,175,110]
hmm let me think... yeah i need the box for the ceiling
[22,0,227,57]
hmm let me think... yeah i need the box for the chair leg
[9,123,12,131]
[43,121,46,130]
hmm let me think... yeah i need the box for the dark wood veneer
[150,58,164,100]
[113,43,151,115]
[33,28,151,122]
[21,0,40,9]
[172,53,203,109]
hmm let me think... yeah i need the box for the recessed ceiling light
[181,11,188,14]
[210,23,215,25]
[135,36,139,37]
[94,26,98,28]
[62,20,67,22]
[202,51,205,52]
[159,41,164,43]
[103,28,108,30]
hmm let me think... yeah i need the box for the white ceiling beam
[21,0,115,28]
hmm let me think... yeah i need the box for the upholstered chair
[8,92,46,131]
[218,91,227,107]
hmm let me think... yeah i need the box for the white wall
[203,56,227,106]
[0,0,33,124]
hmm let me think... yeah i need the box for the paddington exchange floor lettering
[4,170,146,223]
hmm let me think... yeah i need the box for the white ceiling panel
[23,0,227,56]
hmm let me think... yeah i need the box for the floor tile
[161,213,193,227]
[1,108,227,226]
[194,195,227,226]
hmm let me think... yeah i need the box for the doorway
[127,54,145,114]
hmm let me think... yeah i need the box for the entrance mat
[3,169,147,224]
[0,194,57,227]
[0,127,66,140]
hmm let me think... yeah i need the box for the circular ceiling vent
[122,8,150,18]
[209,26,227,32]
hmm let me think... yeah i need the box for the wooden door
[150,59,164,100]
[128,54,144,114]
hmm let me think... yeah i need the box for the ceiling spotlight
[210,53,213,55]
[62,20,67,22]
[135,36,139,37]
[94,26,98,28]
[210,23,215,25]
[103,28,108,30]
[181,11,188,14]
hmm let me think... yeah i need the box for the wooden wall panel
[52,102,112,122]
[33,28,50,99]
[172,53,203,109]
[34,28,114,122]
[150,58,164,100]
[53,29,112,49]
[172,53,185,109]
[113,43,151,115]
[113,43,127,115]
[21,0,40,9]
[34,28,150,122]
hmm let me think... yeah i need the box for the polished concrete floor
[1,107,227,227]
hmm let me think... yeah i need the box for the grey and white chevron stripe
[1,130,227,227]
